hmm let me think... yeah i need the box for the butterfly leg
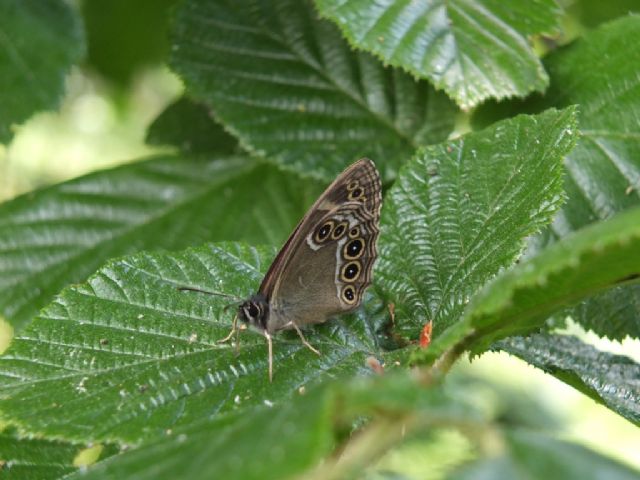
[287,322,321,356]
[218,313,238,344]
[264,331,273,383]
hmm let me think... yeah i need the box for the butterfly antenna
[177,286,242,302]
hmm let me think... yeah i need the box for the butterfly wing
[259,158,381,332]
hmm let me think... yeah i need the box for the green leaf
[0,428,115,479]
[0,243,382,443]
[315,0,560,109]
[474,16,640,340]
[376,108,577,347]
[64,373,477,480]
[465,206,640,353]
[451,429,640,480]
[0,156,322,330]
[497,334,640,425]
[0,429,78,479]
[65,386,336,480]
[170,0,457,181]
[146,97,239,155]
[540,16,640,341]
[81,0,177,85]
[0,0,84,143]
[567,0,640,29]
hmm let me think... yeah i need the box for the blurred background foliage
[0,0,638,478]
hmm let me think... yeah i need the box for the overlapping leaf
[376,108,577,344]
[146,97,238,155]
[65,373,476,480]
[498,334,640,425]
[0,0,84,143]
[461,206,640,356]
[315,0,560,109]
[170,0,457,181]
[0,243,383,443]
[473,17,640,340]
[0,156,322,330]
[539,16,640,341]
[451,429,640,480]
[68,393,334,480]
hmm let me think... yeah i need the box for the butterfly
[182,159,381,381]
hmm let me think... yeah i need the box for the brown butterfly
[183,159,381,381]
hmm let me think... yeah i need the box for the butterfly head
[238,294,269,332]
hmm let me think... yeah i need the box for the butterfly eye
[342,285,357,304]
[247,303,259,318]
[315,220,334,243]
[344,238,364,259]
[341,261,360,282]
[331,222,348,240]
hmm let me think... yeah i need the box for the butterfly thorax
[238,294,269,332]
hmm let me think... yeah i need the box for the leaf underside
[498,334,640,426]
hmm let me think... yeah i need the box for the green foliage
[536,15,640,341]
[498,334,640,426]
[146,97,239,155]
[315,0,560,109]
[63,373,479,480]
[0,157,321,330]
[0,429,78,479]
[463,206,640,353]
[0,1,639,479]
[377,108,577,342]
[81,0,178,86]
[473,15,640,341]
[0,243,382,443]
[0,0,84,143]
[170,0,457,181]
[450,429,640,480]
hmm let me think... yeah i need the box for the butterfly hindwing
[261,159,381,332]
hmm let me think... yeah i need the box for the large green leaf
[65,373,477,480]
[451,429,640,480]
[315,0,560,109]
[376,108,577,344]
[170,0,457,181]
[463,206,640,354]
[0,243,383,443]
[474,16,640,340]
[0,0,84,143]
[498,334,640,426]
[66,387,336,480]
[0,156,322,330]
[540,16,640,341]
